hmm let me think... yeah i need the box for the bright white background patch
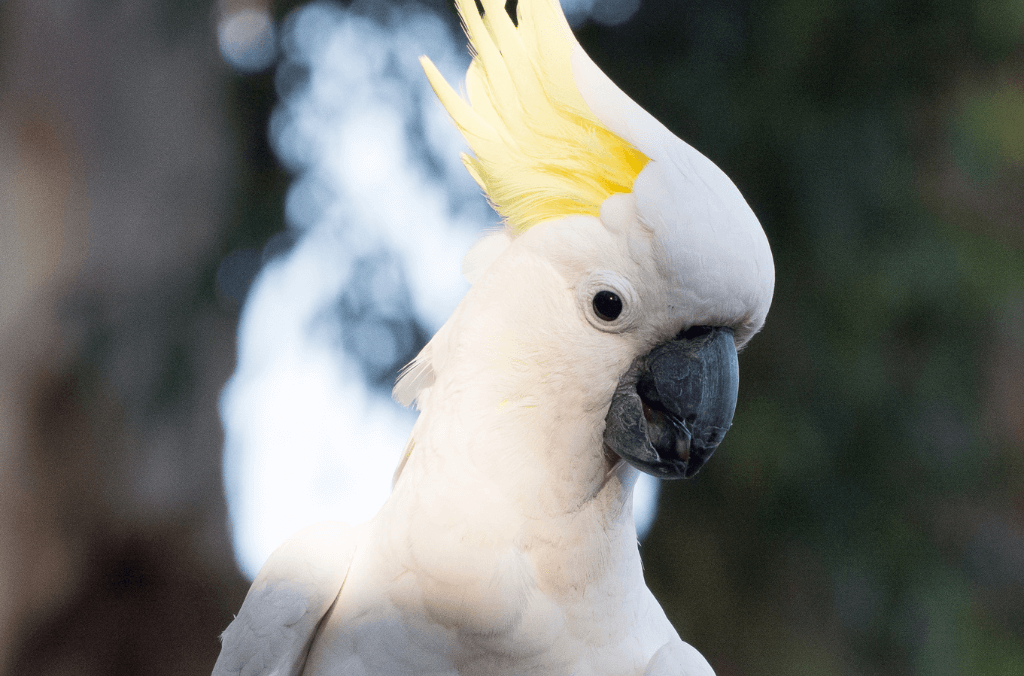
[220,0,657,579]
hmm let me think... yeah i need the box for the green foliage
[954,85,1024,180]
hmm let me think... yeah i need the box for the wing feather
[213,521,358,676]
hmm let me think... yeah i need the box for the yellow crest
[421,0,649,234]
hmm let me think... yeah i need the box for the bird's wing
[212,521,358,676]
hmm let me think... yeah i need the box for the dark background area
[0,0,1021,674]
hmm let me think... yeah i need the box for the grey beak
[603,326,739,479]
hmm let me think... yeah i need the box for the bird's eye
[592,290,623,321]
[577,271,637,333]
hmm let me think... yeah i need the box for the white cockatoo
[213,0,774,674]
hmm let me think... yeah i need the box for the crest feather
[421,0,649,234]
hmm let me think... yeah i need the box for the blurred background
[1,0,1022,674]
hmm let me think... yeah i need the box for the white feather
[214,522,358,676]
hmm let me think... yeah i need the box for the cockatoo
[213,0,773,674]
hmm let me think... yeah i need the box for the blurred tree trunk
[0,1,248,674]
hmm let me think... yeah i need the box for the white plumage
[214,0,773,674]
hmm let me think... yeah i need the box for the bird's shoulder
[212,520,360,676]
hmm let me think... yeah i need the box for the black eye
[592,290,623,321]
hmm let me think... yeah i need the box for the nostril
[677,325,713,341]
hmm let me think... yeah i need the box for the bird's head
[413,0,774,480]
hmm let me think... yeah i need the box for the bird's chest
[304,528,649,676]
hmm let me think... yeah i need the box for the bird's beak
[603,326,739,479]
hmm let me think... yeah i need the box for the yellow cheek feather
[420,0,649,234]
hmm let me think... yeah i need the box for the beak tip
[682,444,716,478]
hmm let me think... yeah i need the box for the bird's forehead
[521,215,634,276]
[632,160,775,336]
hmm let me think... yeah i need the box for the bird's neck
[390,370,644,590]
[414,367,632,521]
[389,414,643,602]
